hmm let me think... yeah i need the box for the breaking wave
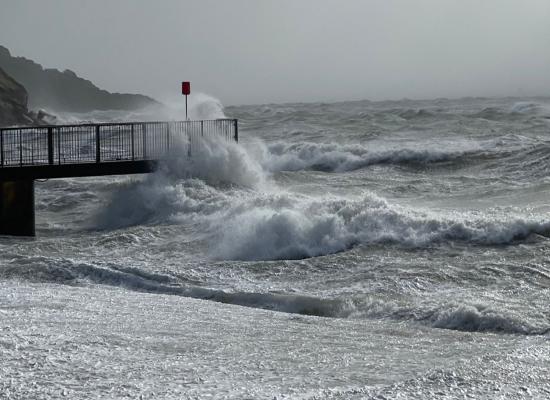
[212,194,550,261]
[251,139,493,173]
[471,101,550,121]
[94,167,550,260]
[510,101,550,116]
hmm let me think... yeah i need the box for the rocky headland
[0,45,160,114]
[0,67,53,126]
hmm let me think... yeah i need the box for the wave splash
[51,92,226,124]
[93,136,267,230]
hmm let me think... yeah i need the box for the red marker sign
[182,81,191,95]
[182,81,191,120]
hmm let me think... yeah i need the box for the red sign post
[182,81,191,120]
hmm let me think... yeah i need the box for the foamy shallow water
[2,96,550,398]
[1,282,548,399]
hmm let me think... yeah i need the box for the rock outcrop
[0,45,160,113]
[0,67,36,126]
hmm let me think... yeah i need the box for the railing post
[131,124,135,160]
[166,122,170,152]
[47,127,54,165]
[0,129,3,167]
[57,129,61,164]
[233,119,238,142]
[186,121,192,158]
[201,120,204,137]
[142,123,147,158]
[95,125,101,163]
[19,130,23,166]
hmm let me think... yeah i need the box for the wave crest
[213,195,550,261]
[255,140,486,173]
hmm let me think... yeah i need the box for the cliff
[0,67,39,126]
[0,45,160,113]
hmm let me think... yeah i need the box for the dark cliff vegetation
[0,45,160,113]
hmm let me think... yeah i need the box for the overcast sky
[1,0,550,105]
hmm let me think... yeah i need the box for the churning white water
[1,95,550,399]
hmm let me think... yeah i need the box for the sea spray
[158,134,267,188]
[52,92,227,124]
[92,137,268,230]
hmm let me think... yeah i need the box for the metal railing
[0,119,238,167]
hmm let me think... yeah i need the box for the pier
[0,119,238,236]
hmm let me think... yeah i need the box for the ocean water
[1,96,550,399]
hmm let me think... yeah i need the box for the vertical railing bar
[57,128,61,164]
[142,123,147,159]
[166,122,170,153]
[186,120,191,158]
[0,129,3,167]
[120,125,123,160]
[19,129,22,166]
[95,125,101,163]
[31,129,35,164]
[131,124,135,161]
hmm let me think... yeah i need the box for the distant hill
[0,45,160,113]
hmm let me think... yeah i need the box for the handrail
[0,118,236,131]
[0,119,238,168]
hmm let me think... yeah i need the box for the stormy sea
[1,96,550,399]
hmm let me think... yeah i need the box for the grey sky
[1,0,549,105]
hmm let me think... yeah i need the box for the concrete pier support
[0,180,35,237]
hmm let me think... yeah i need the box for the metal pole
[185,95,188,120]
[234,119,238,143]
